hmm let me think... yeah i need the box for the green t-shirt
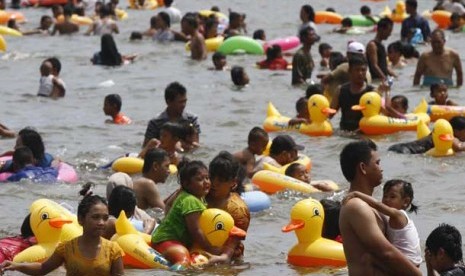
[152,190,206,247]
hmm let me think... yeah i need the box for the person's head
[377,17,393,40]
[449,116,465,142]
[211,6,219,12]
[300,5,315,23]
[12,146,34,171]
[99,4,111,18]
[77,183,109,236]
[208,151,244,199]
[94,1,103,14]
[103,94,122,116]
[425,224,463,272]
[329,51,345,70]
[382,179,418,213]
[106,172,133,199]
[183,14,198,34]
[156,11,170,29]
[16,128,45,163]
[40,61,52,77]
[320,199,341,240]
[318,43,332,59]
[266,44,282,62]
[130,31,143,40]
[346,41,365,59]
[247,127,269,155]
[165,82,187,116]
[348,55,368,84]
[45,57,61,76]
[295,97,309,119]
[340,139,381,186]
[160,122,182,150]
[212,52,226,70]
[450,12,461,27]
[326,7,335,12]
[405,0,418,15]
[305,83,323,99]
[231,66,249,86]
[6,18,16,29]
[285,163,310,183]
[269,134,304,165]
[178,159,210,198]
[253,29,266,40]
[229,11,242,28]
[204,17,218,38]
[387,41,403,65]
[299,26,318,46]
[430,82,449,105]
[341,17,353,28]
[100,34,122,66]
[431,29,446,55]
[391,95,409,114]
[178,122,198,150]
[63,5,73,17]
[108,185,136,218]
[51,5,64,17]
[360,5,371,16]
[142,148,170,183]
[163,0,172,7]
[39,15,53,30]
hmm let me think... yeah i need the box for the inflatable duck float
[415,98,465,122]
[262,154,312,174]
[13,199,73,263]
[379,1,408,23]
[352,91,430,135]
[0,35,6,52]
[112,156,177,175]
[282,198,346,267]
[112,211,170,269]
[426,119,454,157]
[263,95,336,137]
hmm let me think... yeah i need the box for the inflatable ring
[218,36,264,55]
[346,15,378,27]
[282,198,346,267]
[240,191,271,212]
[0,25,22,36]
[263,36,300,52]
[56,14,93,26]
[115,8,128,20]
[314,11,343,24]
[22,0,66,6]
[420,102,465,122]
[0,35,6,52]
[426,119,454,157]
[185,36,224,52]
[198,10,228,24]
[111,156,177,175]
[0,10,26,24]
[263,154,312,175]
[431,10,451,29]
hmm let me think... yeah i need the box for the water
[1,0,465,275]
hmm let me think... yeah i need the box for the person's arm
[0,123,15,138]
[84,23,95,35]
[453,51,463,87]
[138,138,161,158]
[51,24,58,36]
[190,35,206,61]
[51,77,65,97]
[172,30,189,42]
[142,217,156,234]
[1,251,64,275]
[453,138,465,152]
[329,86,340,119]
[185,211,221,255]
[366,41,386,81]
[143,180,165,210]
[343,199,421,275]
[413,55,426,86]
[110,256,124,276]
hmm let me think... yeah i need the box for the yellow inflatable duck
[417,119,431,139]
[352,91,430,135]
[263,154,312,174]
[113,211,169,269]
[380,1,408,23]
[13,199,73,263]
[263,95,336,136]
[56,14,93,26]
[426,119,454,157]
[415,98,465,122]
[282,198,346,267]
[0,34,6,52]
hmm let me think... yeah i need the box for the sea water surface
[1,0,465,275]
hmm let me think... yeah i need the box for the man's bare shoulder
[233,148,253,163]
[133,177,156,190]
[341,197,373,218]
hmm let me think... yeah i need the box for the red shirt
[257,58,289,70]
[113,113,132,125]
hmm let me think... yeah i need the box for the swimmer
[51,5,79,35]
[233,126,269,178]
[223,11,246,37]
[257,45,288,70]
[318,43,332,68]
[285,163,335,192]
[253,134,304,173]
[252,29,266,41]
[37,61,65,98]
[231,66,250,87]
[429,82,458,106]
[388,41,407,69]
[183,14,206,60]
[103,94,132,125]
[0,123,15,138]
[210,52,227,71]
[291,26,318,86]
[22,16,54,35]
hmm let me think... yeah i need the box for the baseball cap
[270,135,305,155]
[347,41,365,54]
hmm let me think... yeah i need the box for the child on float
[6,146,58,183]
[344,179,422,266]
[233,126,269,178]
[288,84,323,126]
[0,183,125,275]
[210,52,227,71]
[231,66,250,87]
[103,94,132,125]
[425,223,465,275]
[256,45,288,70]
[151,159,222,268]
[429,82,458,106]
[284,163,334,192]
[205,151,250,263]
[0,214,36,263]
[318,42,332,69]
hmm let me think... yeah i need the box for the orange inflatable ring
[0,10,26,24]
[431,10,451,29]
[314,11,343,24]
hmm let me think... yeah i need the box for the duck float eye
[215,222,225,231]
[312,208,320,217]
[41,212,49,220]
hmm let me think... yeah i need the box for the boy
[318,42,332,68]
[211,52,227,71]
[233,127,269,178]
[103,94,132,125]
[425,224,465,275]
[429,82,458,106]
[288,97,310,126]
[183,14,206,60]
[231,66,250,87]
[7,147,58,183]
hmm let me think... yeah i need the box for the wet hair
[248,126,268,144]
[377,17,393,30]
[46,57,62,74]
[100,4,111,17]
[383,179,418,213]
[205,17,217,36]
[149,15,157,28]
[305,83,323,99]
[295,97,308,113]
[451,12,461,21]
[430,82,448,97]
[318,43,332,55]
[406,0,417,9]
[326,7,335,13]
[284,163,304,178]
[253,29,265,40]
[229,11,241,23]
[426,223,463,263]
[108,185,136,218]
[164,0,172,6]
[40,61,52,76]
[209,151,244,193]
[341,17,353,28]
[301,5,315,22]
[13,146,34,169]
[158,11,171,27]
[348,55,367,69]
[78,182,108,220]
[18,128,45,162]
[340,139,377,181]
[212,51,225,61]
[160,122,183,140]
[104,94,122,111]
[211,6,219,12]
[450,116,465,131]
[21,214,33,237]
[100,34,122,66]
[387,41,402,54]
[360,5,371,15]
[299,26,315,43]
[179,122,198,141]
[142,148,168,174]
[184,14,198,28]
[320,199,341,240]
[329,51,345,70]
[164,81,186,102]
[266,45,282,62]
[177,159,208,188]
[391,95,409,111]
[130,31,143,40]
[431,28,446,41]
[7,18,16,29]
[231,66,246,86]
[40,15,52,24]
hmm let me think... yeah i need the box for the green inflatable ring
[218,36,264,55]
[347,15,379,27]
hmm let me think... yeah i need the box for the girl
[257,45,288,70]
[0,183,125,275]
[91,34,136,66]
[206,151,250,263]
[429,82,458,106]
[151,160,221,268]
[345,179,422,266]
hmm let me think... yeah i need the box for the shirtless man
[413,29,463,87]
[340,140,421,275]
[132,148,170,210]
[183,14,206,61]
[233,127,269,178]
[51,6,79,35]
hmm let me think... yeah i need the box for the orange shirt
[223,193,250,259]
[113,113,131,125]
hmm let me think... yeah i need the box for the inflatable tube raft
[218,36,264,55]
